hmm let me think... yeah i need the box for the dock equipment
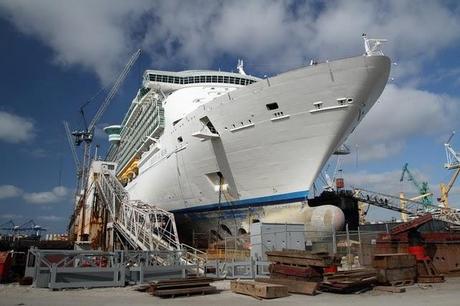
[439,131,460,208]
[351,189,460,226]
[400,163,433,207]
[93,168,205,267]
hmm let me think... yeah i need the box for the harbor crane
[66,49,141,195]
[439,131,460,208]
[0,220,46,238]
[400,163,433,204]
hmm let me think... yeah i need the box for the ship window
[224,76,229,83]
[206,76,212,82]
[229,77,235,84]
[235,78,240,85]
[174,77,180,84]
[266,102,279,110]
[200,76,206,82]
[218,76,223,83]
[177,136,183,143]
[194,76,200,83]
[212,76,217,82]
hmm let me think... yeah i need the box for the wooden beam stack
[320,269,378,293]
[148,277,218,298]
[264,249,340,295]
[373,253,416,286]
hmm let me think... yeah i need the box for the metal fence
[205,259,270,279]
[25,248,202,289]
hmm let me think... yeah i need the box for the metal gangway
[351,188,460,226]
[94,170,206,268]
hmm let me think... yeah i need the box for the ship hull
[125,55,390,236]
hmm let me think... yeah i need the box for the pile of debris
[259,249,341,295]
[320,269,377,293]
[145,277,218,298]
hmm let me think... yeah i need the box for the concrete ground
[1,278,460,306]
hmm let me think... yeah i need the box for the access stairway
[94,170,206,268]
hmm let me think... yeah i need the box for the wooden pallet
[417,275,445,283]
[255,277,318,295]
[230,280,288,299]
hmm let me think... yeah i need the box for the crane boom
[88,49,141,132]
[400,162,432,206]
[63,121,80,170]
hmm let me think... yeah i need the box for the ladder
[94,171,206,267]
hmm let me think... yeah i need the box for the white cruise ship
[104,38,391,242]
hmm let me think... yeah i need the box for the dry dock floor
[1,278,460,306]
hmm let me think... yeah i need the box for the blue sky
[0,0,460,232]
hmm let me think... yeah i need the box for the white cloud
[0,185,23,199]
[23,186,70,204]
[0,0,150,84]
[0,1,458,82]
[0,111,35,143]
[346,84,460,161]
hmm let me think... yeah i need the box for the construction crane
[68,49,141,194]
[439,131,460,208]
[400,163,433,209]
[64,120,82,190]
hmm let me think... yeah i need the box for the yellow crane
[439,131,460,208]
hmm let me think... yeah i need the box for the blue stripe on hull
[172,190,309,214]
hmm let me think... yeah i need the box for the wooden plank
[374,286,406,293]
[153,281,212,289]
[269,263,323,279]
[230,280,288,299]
[373,253,416,269]
[266,255,327,267]
[153,285,217,297]
[256,278,318,295]
[266,250,334,267]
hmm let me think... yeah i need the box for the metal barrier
[25,248,204,289]
[25,249,125,289]
[205,259,270,279]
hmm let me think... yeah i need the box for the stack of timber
[264,249,340,295]
[320,269,378,293]
[373,253,416,286]
[230,280,288,300]
[148,277,218,298]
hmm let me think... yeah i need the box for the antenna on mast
[237,59,247,75]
